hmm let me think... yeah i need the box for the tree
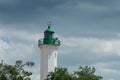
[47,66,103,80]
[0,60,35,80]
[46,67,73,80]
[74,66,102,80]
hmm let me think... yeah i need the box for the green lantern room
[38,25,60,46]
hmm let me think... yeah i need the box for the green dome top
[44,26,55,33]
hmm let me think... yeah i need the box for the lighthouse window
[55,53,56,58]
[44,33,53,38]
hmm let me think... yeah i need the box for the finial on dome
[47,21,52,27]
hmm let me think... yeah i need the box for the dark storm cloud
[0,0,119,24]
[0,0,65,23]
[0,0,120,38]
[0,0,66,14]
[76,0,114,5]
[0,0,78,31]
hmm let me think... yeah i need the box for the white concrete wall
[40,45,48,80]
[39,45,58,80]
[48,51,57,72]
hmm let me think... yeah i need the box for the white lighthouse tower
[38,25,60,80]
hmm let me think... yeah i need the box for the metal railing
[38,38,60,46]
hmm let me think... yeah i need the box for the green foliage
[47,66,103,80]
[47,67,73,80]
[73,66,102,80]
[0,60,35,80]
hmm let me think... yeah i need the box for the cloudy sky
[0,0,120,80]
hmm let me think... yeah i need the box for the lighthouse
[38,25,60,80]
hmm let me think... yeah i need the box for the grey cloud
[0,0,120,29]
[58,47,120,67]
[0,0,120,38]
[1,0,120,24]
[0,0,67,24]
